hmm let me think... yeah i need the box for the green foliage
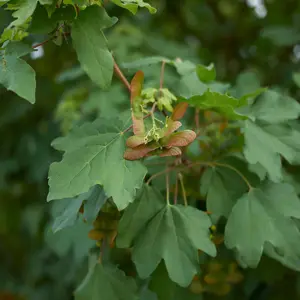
[225,182,300,269]
[48,114,147,209]
[2,1,300,299]
[0,42,36,103]
[71,6,115,89]
[75,263,138,300]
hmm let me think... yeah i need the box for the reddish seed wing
[130,71,144,103]
[124,143,159,161]
[161,119,182,137]
[126,135,145,148]
[163,130,196,147]
[131,71,145,136]
[171,102,188,121]
[159,147,182,157]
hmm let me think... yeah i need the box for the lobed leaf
[243,121,300,182]
[71,6,114,89]
[75,263,138,300]
[225,182,300,269]
[118,186,216,286]
[0,42,36,103]
[47,115,147,210]
[111,0,157,15]
[196,63,216,83]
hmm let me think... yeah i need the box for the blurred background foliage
[1,0,300,299]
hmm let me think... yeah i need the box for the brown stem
[178,173,187,206]
[147,166,178,184]
[32,37,54,49]
[166,170,170,205]
[160,60,166,91]
[174,173,178,205]
[194,109,200,131]
[113,57,131,92]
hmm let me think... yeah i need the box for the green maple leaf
[51,194,85,233]
[83,185,108,223]
[0,42,36,103]
[111,0,157,14]
[121,56,170,69]
[196,63,216,83]
[71,6,117,89]
[74,263,138,300]
[201,165,247,222]
[240,90,300,123]
[118,186,216,286]
[182,89,254,120]
[9,0,38,27]
[45,221,94,263]
[117,185,165,248]
[225,182,300,269]
[51,185,107,232]
[149,262,200,300]
[47,115,147,210]
[132,204,216,286]
[243,121,300,182]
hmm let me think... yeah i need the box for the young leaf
[71,6,114,89]
[111,0,157,15]
[10,0,38,27]
[225,182,300,269]
[183,90,247,120]
[47,115,147,210]
[0,42,36,103]
[122,56,170,69]
[196,63,216,83]
[74,263,138,300]
[132,204,216,287]
[243,121,300,182]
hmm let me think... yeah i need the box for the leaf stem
[174,172,178,205]
[113,57,131,92]
[166,170,170,205]
[32,37,54,49]
[194,109,200,131]
[178,173,187,206]
[147,166,178,184]
[160,60,166,91]
[213,162,253,191]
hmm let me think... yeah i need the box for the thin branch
[178,173,187,206]
[166,170,170,205]
[113,57,131,92]
[160,60,166,91]
[214,162,253,191]
[32,37,54,49]
[194,109,200,131]
[174,172,178,205]
[147,166,178,184]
